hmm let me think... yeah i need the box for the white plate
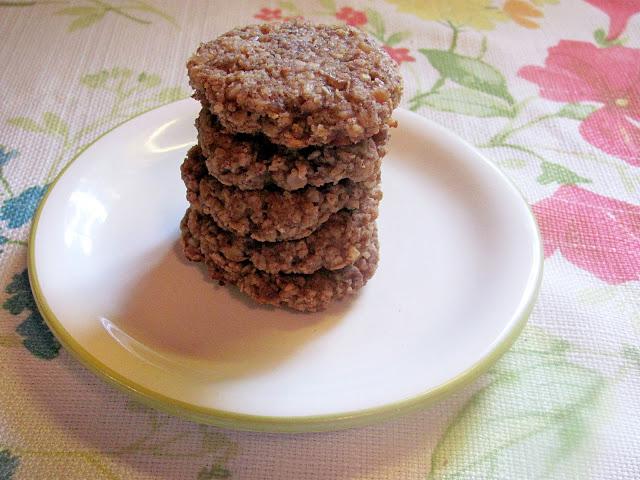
[29,99,542,432]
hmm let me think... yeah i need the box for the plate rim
[28,100,544,433]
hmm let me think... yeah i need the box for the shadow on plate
[102,238,350,382]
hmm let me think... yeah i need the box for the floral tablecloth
[1,0,639,478]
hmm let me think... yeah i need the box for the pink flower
[584,0,640,40]
[254,8,282,21]
[532,185,640,284]
[382,46,415,65]
[519,40,640,166]
[335,7,367,26]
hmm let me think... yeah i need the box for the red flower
[382,46,415,65]
[519,40,640,166]
[335,7,367,26]
[254,8,282,21]
[585,0,640,40]
[532,185,640,284]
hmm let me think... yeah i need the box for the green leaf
[197,464,231,479]
[278,1,298,12]
[0,449,20,479]
[137,72,161,88]
[477,36,488,59]
[429,327,605,479]
[125,400,154,414]
[80,70,109,89]
[593,28,626,47]
[593,28,607,46]
[417,88,516,118]
[198,429,237,477]
[201,428,237,455]
[537,161,591,186]
[385,31,411,46]
[497,157,527,169]
[55,6,100,16]
[109,67,133,80]
[68,13,104,32]
[81,67,133,90]
[15,312,61,360]
[419,49,514,104]
[622,344,640,371]
[3,269,61,360]
[156,87,188,104]
[7,117,43,133]
[577,285,617,305]
[318,0,336,12]
[126,1,178,27]
[42,112,68,137]
[365,8,385,38]
[557,103,598,121]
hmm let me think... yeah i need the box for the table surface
[1,1,639,478]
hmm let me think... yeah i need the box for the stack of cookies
[180,21,402,312]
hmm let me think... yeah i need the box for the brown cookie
[180,144,208,206]
[183,193,378,274]
[182,145,381,242]
[181,209,379,312]
[197,108,386,191]
[187,21,402,148]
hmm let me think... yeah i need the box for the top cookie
[187,21,402,148]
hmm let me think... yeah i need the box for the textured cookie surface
[197,108,386,191]
[181,210,379,312]
[182,146,381,242]
[183,198,378,274]
[187,21,402,148]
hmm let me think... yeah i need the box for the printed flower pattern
[533,185,640,284]
[0,186,47,229]
[1,2,640,479]
[254,7,282,21]
[0,0,177,32]
[335,6,367,26]
[585,0,640,40]
[0,450,20,480]
[0,146,19,167]
[504,0,543,28]
[386,0,507,30]
[519,40,640,166]
[382,45,415,64]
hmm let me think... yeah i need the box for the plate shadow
[107,238,351,382]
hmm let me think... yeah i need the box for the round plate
[29,99,542,432]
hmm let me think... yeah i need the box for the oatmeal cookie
[180,145,208,205]
[183,196,377,274]
[181,209,379,312]
[182,146,381,242]
[197,108,386,191]
[187,21,402,148]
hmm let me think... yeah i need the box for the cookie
[181,145,208,206]
[182,146,381,242]
[197,108,386,191]
[183,193,378,274]
[187,21,402,148]
[181,209,379,312]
